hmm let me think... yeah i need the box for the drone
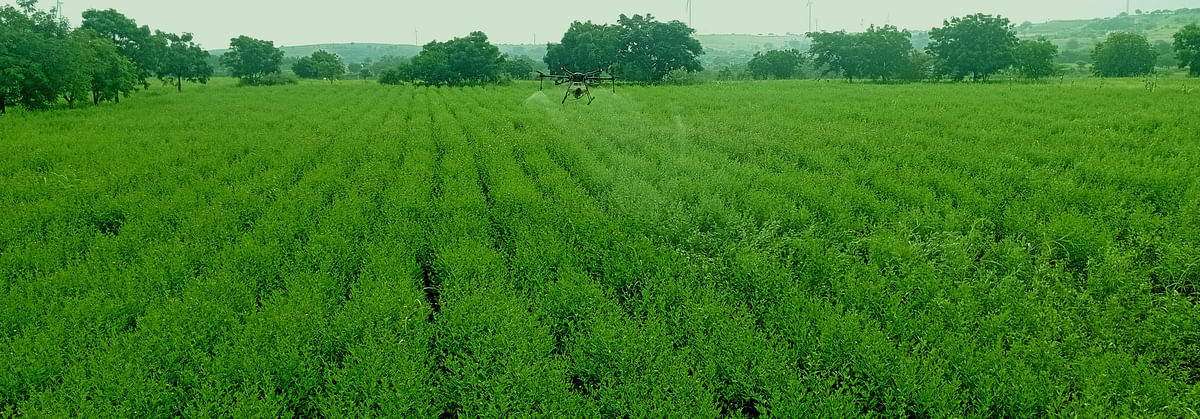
[537,67,616,105]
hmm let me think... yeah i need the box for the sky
[40,0,1199,49]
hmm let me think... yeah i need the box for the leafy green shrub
[238,72,298,86]
[662,68,704,85]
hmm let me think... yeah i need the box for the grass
[1,77,1199,417]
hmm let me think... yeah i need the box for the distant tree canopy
[1175,24,1200,76]
[808,31,866,82]
[502,55,538,80]
[410,32,504,86]
[378,61,414,85]
[293,50,345,82]
[807,25,916,82]
[221,36,285,85]
[73,29,137,105]
[544,14,703,83]
[859,25,916,82]
[927,13,1019,81]
[80,8,164,88]
[1013,38,1060,79]
[156,31,212,92]
[747,49,805,79]
[1,1,140,113]
[544,21,622,73]
[1092,32,1156,77]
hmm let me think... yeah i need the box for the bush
[662,69,703,85]
[238,73,298,86]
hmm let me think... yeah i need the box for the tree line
[744,15,1200,82]
[0,1,211,114]
[6,1,1200,114]
[375,13,705,87]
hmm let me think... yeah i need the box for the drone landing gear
[561,83,595,105]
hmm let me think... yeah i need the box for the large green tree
[927,13,1019,81]
[807,31,867,82]
[220,36,284,85]
[411,32,504,86]
[1013,38,1060,79]
[310,50,345,82]
[82,32,137,104]
[0,0,72,113]
[156,31,212,92]
[544,21,623,72]
[80,8,164,88]
[1175,24,1200,76]
[747,49,805,79]
[615,14,704,82]
[859,25,915,82]
[545,15,703,83]
[1092,32,1156,77]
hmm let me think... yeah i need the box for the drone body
[537,67,616,105]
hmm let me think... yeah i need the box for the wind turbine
[686,0,693,28]
[807,1,814,33]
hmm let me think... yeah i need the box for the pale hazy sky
[40,0,1198,49]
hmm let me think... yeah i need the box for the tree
[546,15,703,83]
[84,33,137,104]
[310,50,345,83]
[897,50,934,82]
[155,31,212,92]
[220,36,284,85]
[378,63,414,85]
[859,25,915,82]
[544,21,623,73]
[615,14,704,82]
[927,13,1019,81]
[1013,38,1060,79]
[411,32,504,86]
[80,9,164,88]
[1092,32,1156,77]
[61,30,100,107]
[0,0,73,113]
[1175,24,1200,76]
[747,49,804,79]
[292,56,318,78]
[502,55,537,79]
[807,31,867,82]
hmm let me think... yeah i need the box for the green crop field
[2,79,1199,417]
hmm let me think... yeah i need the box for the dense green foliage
[501,55,539,80]
[377,63,414,85]
[0,2,144,113]
[155,32,213,92]
[858,25,917,82]
[928,14,1020,81]
[807,31,867,81]
[409,32,504,86]
[1013,38,1061,79]
[544,21,623,73]
[1175,24,1200,76]
[545,14,703,83]
[807,26,920,82]
[2,79,1199,416]
[1092,32,1157,77]
[80,8,163,87]
[221,36,286,85]
[293,50,346,82]
[746,49,805,79]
